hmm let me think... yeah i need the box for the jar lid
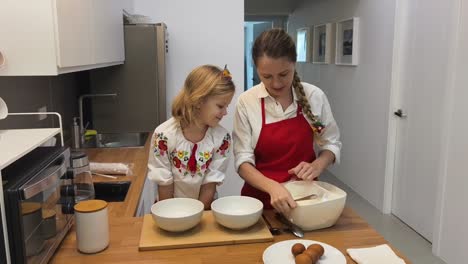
[71,150,87,159]
[42,209,56,219]
[21,202,41,215]
[71,150,89,168]
[74,199,108,213]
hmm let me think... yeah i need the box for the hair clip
[311,120,325,134]
[222,64,232,81]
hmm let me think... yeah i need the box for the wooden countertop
[51,137,411,263]
[83,136,151,218]
[52,208,410,263]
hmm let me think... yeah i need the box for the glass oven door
[19,149,71,264]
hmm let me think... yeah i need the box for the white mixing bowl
[151,198,204,232]
[284,181,347,231]
[211,196,263,230]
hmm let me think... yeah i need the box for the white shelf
[0,128,61,170]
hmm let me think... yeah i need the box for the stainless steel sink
[93,181,131,202]
[82,132,149,148]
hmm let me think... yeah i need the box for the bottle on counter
[71,117,81,149]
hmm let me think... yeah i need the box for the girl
[148,65,235,209]
[233,29,342,214]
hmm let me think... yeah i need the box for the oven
[1,146,75,264]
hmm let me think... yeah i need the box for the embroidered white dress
[147,117,231,199]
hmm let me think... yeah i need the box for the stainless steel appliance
[0,147,74,264]
[89,23,168,133]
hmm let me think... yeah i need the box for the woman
[233,29,341,214]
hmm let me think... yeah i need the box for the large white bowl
[151,198,204,232]
[211,196,263,230]
[284,181,347,231]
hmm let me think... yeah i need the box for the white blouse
[233,82,342,171]
[147,117,231,199]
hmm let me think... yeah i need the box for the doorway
[385,0,459,244]
[244,21,272,90]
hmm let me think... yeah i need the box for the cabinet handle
[21,156,66,199]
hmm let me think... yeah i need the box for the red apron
[241,98,316,208]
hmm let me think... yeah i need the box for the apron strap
[261,98,266,125]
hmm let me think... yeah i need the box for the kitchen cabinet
[0,0,124,76]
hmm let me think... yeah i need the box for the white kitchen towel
[89,162,132,175]
[347,244,406,264]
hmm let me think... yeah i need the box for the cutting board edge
[138,236,274,251]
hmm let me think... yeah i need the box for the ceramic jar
[74,199,109,253]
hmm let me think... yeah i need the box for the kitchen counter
[51,138,410,263]
[81,137,152,218]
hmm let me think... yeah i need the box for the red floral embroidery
[170,148,213,177]
[206,158,212,169]
[158,140,168,151]
[172,156,181,168]
[216,133,231,156]
[154,132,168,156]
[219,140,229,151]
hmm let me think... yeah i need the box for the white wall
[288,0,396,210]
[122,0,134,13]
[133,0,245,196]
[435,0,468,261]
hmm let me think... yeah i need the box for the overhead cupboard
[0,0,125,76]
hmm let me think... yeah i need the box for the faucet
[78,93,117,145]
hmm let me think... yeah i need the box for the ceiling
[244,0,305,16]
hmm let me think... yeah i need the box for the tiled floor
[321,172,446,264]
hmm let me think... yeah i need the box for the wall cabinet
[0,0,124,76]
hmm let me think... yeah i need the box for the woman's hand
[288,150,336,180]
[267,181,297,215]
[288,160,326,181]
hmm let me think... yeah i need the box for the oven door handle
[21,156,67,199]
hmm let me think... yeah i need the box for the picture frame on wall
[335,17,360,66]
[312,23,335,64]
[296,27,311,63]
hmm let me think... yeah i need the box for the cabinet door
[0,1,58,76]
[54,0,93,68]
[91,0,125,64]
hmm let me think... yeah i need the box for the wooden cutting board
[139,211,273,251]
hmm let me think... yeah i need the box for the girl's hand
[267,181,297,215]
[288,160,326,181]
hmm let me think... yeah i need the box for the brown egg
[302,249,319,263]
[291,243,306,256]
[295,253,313,264]
[307,244,325,257]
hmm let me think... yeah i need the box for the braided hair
[252,28,324,143]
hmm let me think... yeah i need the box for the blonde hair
[252,28,323,143]
[172,65,235,127]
